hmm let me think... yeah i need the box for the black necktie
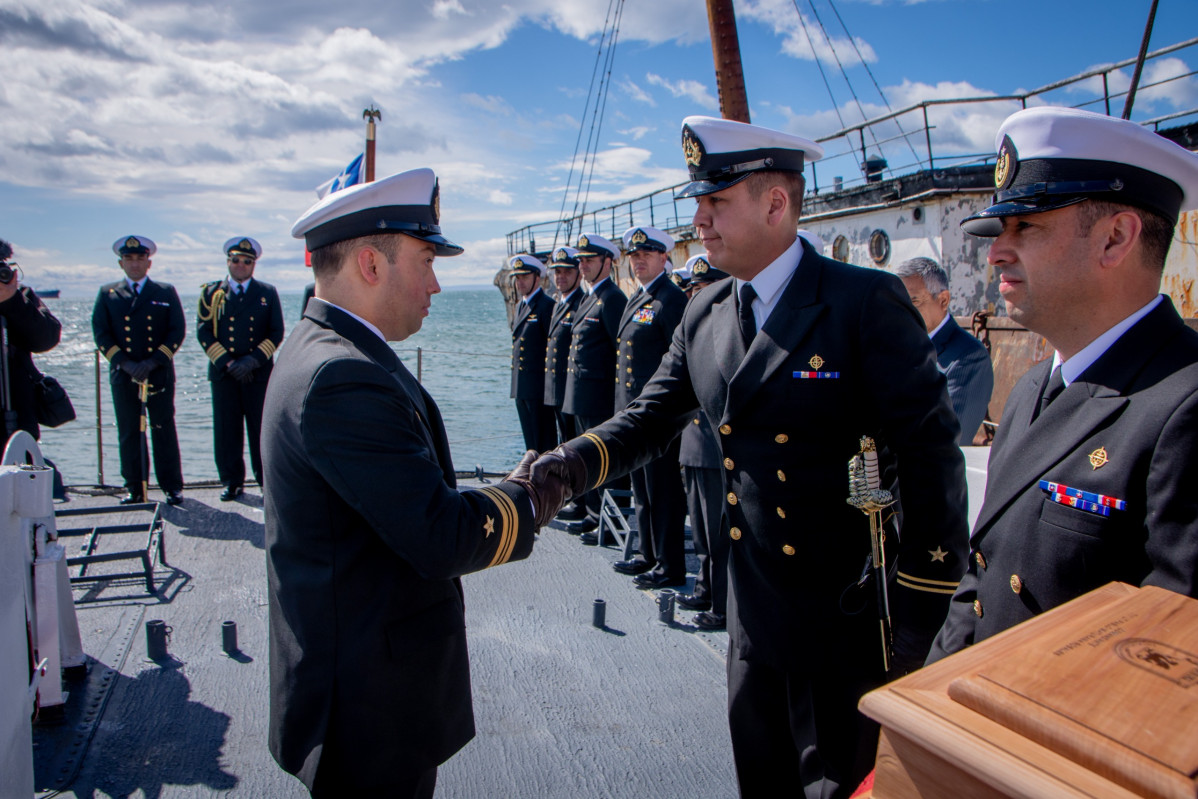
[131,282,140,296]
[738,283,758,348]
[1034,365,1065,421]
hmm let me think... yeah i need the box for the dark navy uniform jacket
[679,409,720,469]
[930,298,1198,661]
[0,286,62,440]
[614,273,687,410]
[932,316,993,444]
[543,289,583,408]
[563,277,626,419]
[263,301,536,790]
[92,278,185,388]
[197,278,285,381]
[565,244,969,671]
[509,288,554,401]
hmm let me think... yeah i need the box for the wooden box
[858,583,1198,799]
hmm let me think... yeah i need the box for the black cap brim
[960,196,1088,237]
[408,231,464,257]
[675,172,754,200]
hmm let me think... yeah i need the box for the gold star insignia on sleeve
[929,546,947,563]
[484,516,495,537]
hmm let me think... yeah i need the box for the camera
[0,239,12,284]
[0,264,12,285]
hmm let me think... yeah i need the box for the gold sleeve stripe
[205,343,227,361]
[104,345,120,360]
[897,572,959,595]
[257,340,277,357]
[581,433,609,488]
[897,571,961,588]
[158,344,176,359]
[476,486,519,568]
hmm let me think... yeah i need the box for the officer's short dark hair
[1075,200,1174,271]
[311,234,404,281]
[743,171,806,219]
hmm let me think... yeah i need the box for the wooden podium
[859,583,1198,799]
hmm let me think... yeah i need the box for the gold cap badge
[682,124,704,168]
[125,236,140,249]
[578,234,590,249]
[694,259,709,276]
[995,134,1017,190]
[631,230,647,246]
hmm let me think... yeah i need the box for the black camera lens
[0,265,14,285]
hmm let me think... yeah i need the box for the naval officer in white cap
[929,106,1198,661]
[530,115,968,798]
[262,168,561,798]
[508,253,557,453]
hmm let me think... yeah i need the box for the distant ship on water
[34,288,59,298]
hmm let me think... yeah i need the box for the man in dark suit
[532,115,968,798]
[542,246,586,522]
[508,253,556,453]
[612,225,688,586]
[895,257,994,444]
[561,233,626,535]
[92,235,186,505]
[197,236,285,501]
[929,107,1198,662]
[265,168,558,798]
[674,254,732,630]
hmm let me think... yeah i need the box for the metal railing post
[94,350,104,486]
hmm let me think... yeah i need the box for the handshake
[505,447,588,529]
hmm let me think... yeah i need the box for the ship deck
[35,447,989,798]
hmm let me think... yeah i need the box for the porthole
[912,206,924,223]
[832,235,850,262]
[868,229,890,265]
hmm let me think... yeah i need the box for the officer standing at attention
[674,254,733,630]
[531,116,968,798]
[561,233,626,536]
[929,107,1198,662]
[265,168,558,797]
[895,257,994,444]
[92,236,186,505]
[543,246,586,522]
[197,237,285,501]
[612,225,688,587]
[508,253,557,453]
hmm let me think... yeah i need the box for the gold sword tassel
[847,436,896,672]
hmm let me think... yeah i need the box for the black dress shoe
[220,485,243,502]
[633,571,686,589]
[675,593,712,611]
[693,611,727,631]
[612,558,653,576]
[165,491,184,506]
[556,503,586,521]
[119,493,145,505]
[578,530,599,546]
[565,518,598,534]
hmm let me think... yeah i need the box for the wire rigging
[574,0,626,230]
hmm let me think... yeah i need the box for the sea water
[34,288,524,488]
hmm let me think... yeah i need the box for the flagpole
[364,106,381,183]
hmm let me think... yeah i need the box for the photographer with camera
[0,239,64,444]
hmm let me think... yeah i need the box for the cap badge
[682,125,704,168]
[1089,446,1109,470]
[694,259,709,276]
[432,180,441,224]
[809,354,824,370]
[125,236,140,249]
[510,257,522,270]
[238,239,253,252]
[555,248,568,262]
[578,234,590,249]
[1111,179,1124,191]
[994,135,1017,190]
[631,230,648,246]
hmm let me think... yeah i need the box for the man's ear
[356,246,383,286]
[1097,210,1142,272]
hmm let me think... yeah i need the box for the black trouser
[112,372,182,495]
[629,439,686,580]
[572,413,629,524]
[552,406,575,447]
[515,398,557,453]
[726,630,880,799]
[211,376,268,488]
[684,464,728,614]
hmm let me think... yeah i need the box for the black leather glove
[506,450,570,529]
[227,356,257,383]
[529,445,588,501]
[124,360,154,382]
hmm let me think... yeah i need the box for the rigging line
[566,6,620,235]
[791,0,847,130]
[553,0,620,250]
[804,0,887,164]
[826,0,923,168]
[578,0,626,219]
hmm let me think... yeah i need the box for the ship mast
[706,0,750,123]
[363,105,381,182]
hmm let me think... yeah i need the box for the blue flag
[315,153,364,198]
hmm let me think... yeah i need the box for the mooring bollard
[146,619,171,660]
[656,589,675,625]
[221,621,238,654]
[592,598,606,628]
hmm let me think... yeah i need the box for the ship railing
[505,37,1198,256]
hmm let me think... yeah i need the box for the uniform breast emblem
[809,354,824,370]
[1088,446,1110,470]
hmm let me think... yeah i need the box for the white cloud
[618,77,656,107]
[645,74,718,110]
[738,0,877,67]
[618,125,654,140]
[431,0,469,21]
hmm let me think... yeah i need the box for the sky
[2,0,1196,297]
